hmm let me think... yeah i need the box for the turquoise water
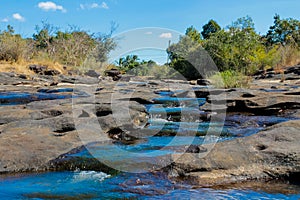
[1,90,299,199]
[0,171,299,199]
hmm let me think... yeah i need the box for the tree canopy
[201,19,221,39]
[266,14,300,46]
[167,14,299,80]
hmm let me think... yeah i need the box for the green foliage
[167,32,217,80]
[185,26,201,43]
[203,16,267,74]
[149,64,177,79]
[247,45,280,73]
[117,55,140,72]
[115,54,177,79]
[229,15,255,31]
[201,19,221,39]
[129,63,177,79]
[209,70,250,88]
[266,14,300,46]
[167,15,300,84]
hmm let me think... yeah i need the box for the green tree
[33,22,56,51]
[266,14,300,46]
[185,26,201,43]
[201,19,221,39]
[229,15,255,31]
[117,55,140,72]
[203,16,268,74]
[167,35,216,80]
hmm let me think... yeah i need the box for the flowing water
[0,88,299,199]
[0,171,299,199]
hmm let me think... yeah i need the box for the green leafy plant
[209,70,251,88]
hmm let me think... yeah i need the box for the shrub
[0,26,29,62]
[209,70,251,88]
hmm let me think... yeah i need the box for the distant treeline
[1,14,300,83]
[167,14,300,81]
[113,14,300,86]
[0,22,116,68]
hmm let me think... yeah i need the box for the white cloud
[159,32,172,39]
[12,13,25,22]
[91,3,99,8]
[80,3,100,10]
[38,1,66,12]
[145,31,153,35]
[101,2,109,9]
[80,2,108,10]
[80,4,85,10]
[1,18,9,22]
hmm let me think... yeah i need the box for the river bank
[0,68,299,189]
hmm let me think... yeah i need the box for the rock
[28,65,60,76]
[78,110,90,118]
[189,80,197,85]
[104,69,122,81]
[84,70,100,78]
[18,74,27,79]
[185,145,207,153]
[29,65,48,74]
[44,69,60,76]
[50,81,58,86]
[0,71,299,186]
[169,120,300,185]
[197,79,210,85]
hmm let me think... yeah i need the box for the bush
[209,70,251,88]
[275,44,300,68]
[0,26,29,62]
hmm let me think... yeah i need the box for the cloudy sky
[1,0,300,63]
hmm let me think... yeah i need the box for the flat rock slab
[170,120,300,185]
[0,72,299,187]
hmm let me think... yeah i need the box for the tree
[54,30,96,66]
[32,22,117,67]
[203,16,266,74]
[167,35,216,80]
[33,22,56,51]
[0,25,28,62]
[265,14,300,46]
[229,15,255,31]
[201,19,221,39]
[185,26,201,43]
[117,55,140,72]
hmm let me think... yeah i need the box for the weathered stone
[84,70,100,78]
[0,71,299,187]
[169,120,300,185]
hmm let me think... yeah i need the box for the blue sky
[1,0,300,63]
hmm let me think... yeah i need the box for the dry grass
[0,59,66,75]
[274,45,300,71]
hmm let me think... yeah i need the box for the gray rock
[170,120,300,185]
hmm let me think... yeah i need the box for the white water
[72,170,111,182]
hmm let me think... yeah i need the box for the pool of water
[0,171,299,199]
[0,88,89,105]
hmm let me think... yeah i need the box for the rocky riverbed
[0,70,299,187]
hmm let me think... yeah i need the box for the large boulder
[170,119,300,185]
